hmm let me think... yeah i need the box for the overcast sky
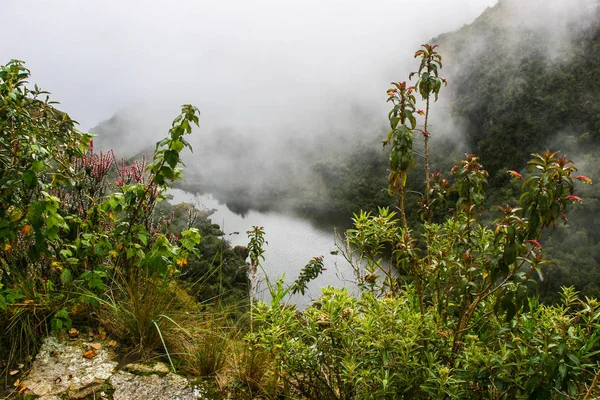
[2,0,498,131]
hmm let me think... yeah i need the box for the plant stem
[250,263,257,333]
[584,368,600,400]
[398,185,408,231]
[424,96,431,222]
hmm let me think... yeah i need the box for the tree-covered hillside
[437,0,600,181]
[432,0,600,301]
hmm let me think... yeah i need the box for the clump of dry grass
[226,341,280,398]
[176,321,231,378]
[99,270,199,364]
[98,269,284,398]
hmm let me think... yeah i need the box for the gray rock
[22,336,117,398]
[123,361,171,376]
[110,371,203,400]
[21,336,209,399]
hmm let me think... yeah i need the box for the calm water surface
[169,189,356,307]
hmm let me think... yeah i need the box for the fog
[3,0,596,214]
[3,1,496,128]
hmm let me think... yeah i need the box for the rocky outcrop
[18,336,211,399]
[21,336,117,398]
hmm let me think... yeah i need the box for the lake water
[168,189,356,307]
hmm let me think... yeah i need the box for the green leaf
[153,174,165,185]
[169,140,184,152]
[507,225,516,243]
[61,268,73,285]
[180,228,201,250]
[567,353,580,367]
[31,160,45,172]
[558,363,567,381]
[22,169,37,187]
[503,243,517,265]
[60,249,73,258]
[51,318,63,332]
[137,231,149,246]
[528,212,540,238]
[164,149,179,168]
[159,166,176,180]
[51,308,72,333]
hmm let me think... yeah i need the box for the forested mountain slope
[437,0,600,181]
[433,0,600,300]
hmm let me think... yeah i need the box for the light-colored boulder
[22,336,117,398]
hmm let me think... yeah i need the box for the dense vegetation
[252,42,600,399]
[434,1,600,301]
[0,60,249,390]
[1,2,600,398]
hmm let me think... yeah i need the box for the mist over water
[169,189,352,307]
[3,0,595,185]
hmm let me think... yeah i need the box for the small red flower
[566,195,583,202]
[525,239,541,249]
[507,170,522,180]
[577,175,592,184]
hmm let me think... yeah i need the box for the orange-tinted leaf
[507,170,523,180]
[90,343,102,350]
[577,175,592,184]
[108,340,117,347]
[83,350,96,359]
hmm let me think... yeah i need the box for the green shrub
[250,44,600,399]
[0,59,205,373]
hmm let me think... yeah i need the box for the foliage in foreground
[1,33,599,398]
[252,150,600,399]
[0,59,248,378]
[250,45,599,399]
[255,284,600,399]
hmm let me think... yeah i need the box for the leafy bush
[250,45,600,399]
[0,59,209,372]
